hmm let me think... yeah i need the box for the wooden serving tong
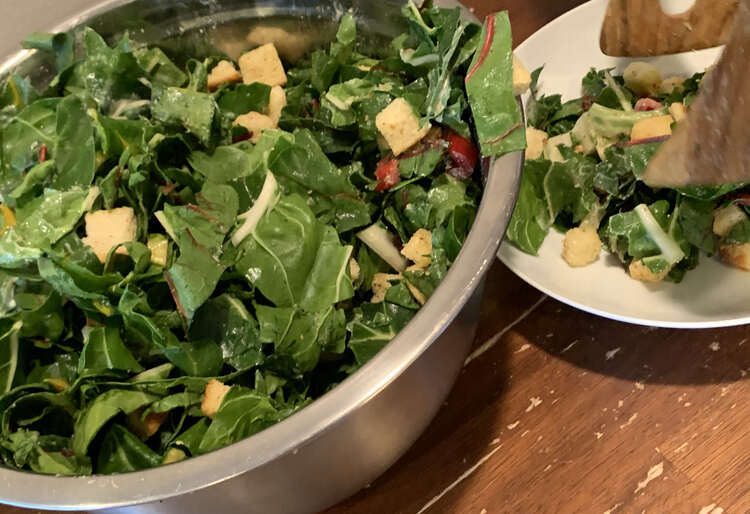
[601,0,750,187]
[600,0,737,57]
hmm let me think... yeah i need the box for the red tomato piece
[634,98,664,112]
[446,131,479,179]
[375,157,400,191]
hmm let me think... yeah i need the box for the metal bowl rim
[0,1,523,509]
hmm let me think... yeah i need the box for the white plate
[497,0,750,328]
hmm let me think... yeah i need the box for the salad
[507,62,750,283]
[0,4,525,475]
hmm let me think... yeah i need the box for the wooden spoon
[642,0,750,186]
[600,0,738,57]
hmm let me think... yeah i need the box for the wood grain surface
[599,0,737,57]
[4,1,749,514]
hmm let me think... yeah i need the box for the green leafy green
[465,12,525,156]
[0,6,521,475]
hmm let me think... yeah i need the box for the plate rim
[498,0,748,329]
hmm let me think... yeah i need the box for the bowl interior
[0,0,523,510]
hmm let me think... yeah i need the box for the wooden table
[5,1,750,514]
[326,1,750,513]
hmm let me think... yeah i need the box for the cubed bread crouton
[623,62,663,97]
[719,243,750,271]
[525,127,548,160]
[371,273,401,304]
[348,257,360,282]
[233,112,277,143]
[375,98,431,156]
[562,226,602,267]
[81,207,137,263]
[400,229,432,268]
[201,379,231,419]
[628,259,670,282]
[265,86,287,124]
[207,60,242,91]
[512,54,532,96]
[714,204,748,237]
[668,102,687,123]
[238,43,287,86]
[630,115,673,142]
[126,409,169,441]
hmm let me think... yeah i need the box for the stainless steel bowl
[0,1,523,512]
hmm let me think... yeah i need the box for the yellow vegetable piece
[0,205,16,234]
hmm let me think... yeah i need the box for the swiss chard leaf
[151,85,217,146]
[78,324,143,374]
[235,194,354,311]
[134,47,187,88]
[198,387,279,454]
[72,389,159,456]
[267,129,358,196]
[14,187,93,249]
[0,98,60,201]
[96,424,162,473]
[21,32,74,73]
[52,95,96,190]
[217,83,271,120]
[69,29,149,112]
[465,12,525,156]
[189,295,264,371]
[348,301,415,366]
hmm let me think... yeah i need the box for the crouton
[375,98,431,156]
[628,259,670,282]
[623,62,663,97]
[512,54,532,96]
[668,102,687,123]
[81,207,137,263]
[525,127,548,160]
[715,204,746,235]
[562,226,602,267]
[348,257,360,282]
[201,379,231,419]
[233,112,277,143]
[265,86,286,124]
[714,204,748,237]
[207,60,241,91]
[401,229,432,268]
[719,243,750,271]
[126,409,169,441]
[371,273,401,304]
[238,43,287,87]
[630,115,673,142]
